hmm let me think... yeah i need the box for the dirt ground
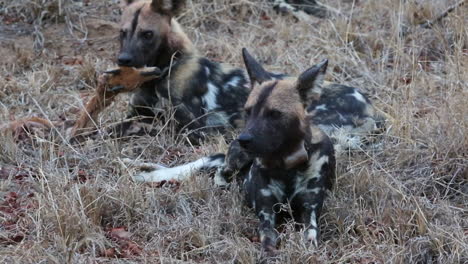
[0,0,467,263]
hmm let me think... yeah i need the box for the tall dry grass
[0,0,467,263]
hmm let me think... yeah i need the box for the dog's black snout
[238,133,253,148]
[117,53,133,66]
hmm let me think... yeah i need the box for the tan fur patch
[283,140,309,169]
[246,79,305,122]
[309,125,327,144]
[168,19,196,55]
[121,1,195,55]
[121,2,171,34]
[169,57,201,98]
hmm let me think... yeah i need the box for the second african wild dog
[115,0,382,146]
[237,52,335,251]
[137,49,336,251]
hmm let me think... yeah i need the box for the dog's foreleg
[303,206,320,247]
[257,208,277,252]
[297,196,324,248]
[133,154,225,183]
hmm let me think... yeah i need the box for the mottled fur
[237,53,335,251]
[117,0,256,137]
[134,50,383,183]
[135,52,337,251]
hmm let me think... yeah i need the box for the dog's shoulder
[301,125,335,189]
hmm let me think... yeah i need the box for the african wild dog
[115,0,382,143]
[116,0,256,137]
[238,52,335,251]
[136,49,336,251]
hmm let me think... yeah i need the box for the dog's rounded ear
[242,48,272,86]
[151,0,185,17]
[296,59,328,103]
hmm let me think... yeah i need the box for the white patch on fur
[133,157,223,183]
[274,0,294,10]
[255,158,267,168]
[306,229,318,247]
[306,155,329,180]
[260,188,273,197]
[350,90,367,103]
[267,180,285,201]
[310,211,317,228]
[314,104,327,111]
[213,166,228,187]
[224,76,241,89]
[203,83,230,126]
[205,66,210,76]
[308,187,322,194]
[203,83,219,111]
[306,210,319,247]
[259,210,273,223]
[290,154,328,199]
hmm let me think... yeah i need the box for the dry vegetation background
[0,0,467,263]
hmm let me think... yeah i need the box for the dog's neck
[257,139,311,170]
[151,19,197,70]
[283,140,309,169]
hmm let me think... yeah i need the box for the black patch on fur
[130,8,141,38]
[297,59,327,104]
[252,81,277,115]
[128,79,160,117]
[307,85,372,127]
[209,153,226,162]
[219,139,254,182]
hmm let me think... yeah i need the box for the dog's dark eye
[120,30,127,39]
[268,110,282,119]
[141,31,154,40]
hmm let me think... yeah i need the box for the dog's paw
[213,168,229,187]
[305,228,319,248]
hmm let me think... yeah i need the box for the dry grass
[0,0,467,263]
